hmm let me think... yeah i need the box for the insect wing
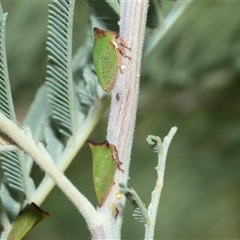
[93,28,118,92]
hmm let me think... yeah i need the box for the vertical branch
[107,1,149,186]
[98,1,149,238]
[145,127,178,239]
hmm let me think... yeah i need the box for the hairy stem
[107,0,148,188]
[145,127,178,239]
[0,112,102,236]
[32,96,109,206]
[96,1,149,239]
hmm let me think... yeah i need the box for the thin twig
[145,127,178,239]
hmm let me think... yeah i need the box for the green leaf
[46,0,76,137]
[6,203,49,240]
[0,10,15,121]
[0,3,26,222]
[87,140,118,205]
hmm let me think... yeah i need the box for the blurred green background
[2,1,240,239]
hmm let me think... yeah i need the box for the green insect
[93,27,131,92]
[6,203,49,240]
[87,140,123,205]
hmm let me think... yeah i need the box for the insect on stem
[93,27,131,92]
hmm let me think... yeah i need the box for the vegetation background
[2,1,240,239]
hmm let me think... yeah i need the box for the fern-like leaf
[0,7,24,192]
[0,4,26,224]
[0,152,24,193]
[119,183,151,225]
[46,0,76,137]
[0,12,15,121]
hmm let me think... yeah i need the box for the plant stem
[32,96,109,206]
[0,112,101,236]
[97,1,149,239]
[145,127,178,239]
[107,0,149,187]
